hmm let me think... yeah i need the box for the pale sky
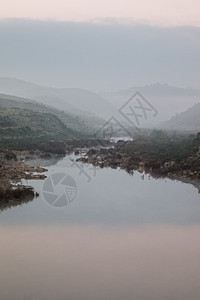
[0,0,200,26]
[1,19,200,89]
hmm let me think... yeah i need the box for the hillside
[0,93,102,136]
[98,83,200,127]
[160,103,200,132]
[0,77,117,120]
[0,107,69,139]
[0,101,76,152]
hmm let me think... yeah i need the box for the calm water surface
[0,155,200,300]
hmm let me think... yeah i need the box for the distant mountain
[98,83,200,127]
[3,78,199,131]
[160,103,200,132]
[0,77,117,120]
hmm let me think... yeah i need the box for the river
[0,154,200,300]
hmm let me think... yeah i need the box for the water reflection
[0,155,200,300]
[0,193,34,212]
[0,155,200,226]
[25,155,63,167]
[0,224,200,300]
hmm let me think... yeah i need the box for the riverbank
[76,144,200,192]
[0,150,48,204]
[77,147,199,176]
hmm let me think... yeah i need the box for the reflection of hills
[0,190,35,212]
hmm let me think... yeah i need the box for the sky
[0,0,200,26]
[0,1,200,90]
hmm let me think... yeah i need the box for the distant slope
[98,83,200,127]
[160,103,200,132]
[0,77,117,120]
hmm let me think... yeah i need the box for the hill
[160,103,200,132]
[0,77,117,120]
[0,93,103,136]
[98,83,200,127]
[0,106,69,137]
[0,99,76,152]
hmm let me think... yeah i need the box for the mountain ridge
[0,77,117,120]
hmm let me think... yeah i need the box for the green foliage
[122,131,200,164]
[0,96,95,137]
[150,129,168,140]
[0,106,71,152]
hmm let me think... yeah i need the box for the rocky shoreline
[76,146,200,192]
[0,150,48,206]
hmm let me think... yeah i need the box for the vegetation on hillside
[0,105,72,152]
[0,93,104,135]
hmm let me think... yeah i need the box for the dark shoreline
[76,146,200,193]
[1,133,200,209]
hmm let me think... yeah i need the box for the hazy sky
[0,19,200,89]
[0,0,200,26]
[0,1,200,90]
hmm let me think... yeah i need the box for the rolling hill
[0,93,103,136]
[0,94,80,151]
[0,106,70,139]
[98,83,200,127]
[0,77,117,120]
[160,103,200,132]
